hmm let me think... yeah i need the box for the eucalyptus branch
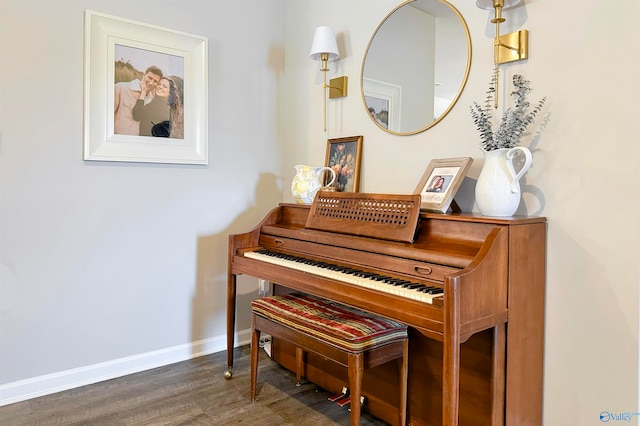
[470,74,546,151]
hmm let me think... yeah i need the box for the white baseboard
[0,328,252,407]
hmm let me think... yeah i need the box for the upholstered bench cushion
[251,293,407,354]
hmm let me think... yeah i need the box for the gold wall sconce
[309,26,348,131]
[476,0,529,107]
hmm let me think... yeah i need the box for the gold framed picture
[324,136,363,192]
[414,157,473,213]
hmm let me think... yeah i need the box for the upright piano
[226,193,546,425]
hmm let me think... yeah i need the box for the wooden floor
[0,345,389,425]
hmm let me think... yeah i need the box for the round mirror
[361,0,471,135]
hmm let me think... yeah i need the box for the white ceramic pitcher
[291,165,337,205]
[475,147,532,216]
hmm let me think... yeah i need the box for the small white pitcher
[291,165,337,205]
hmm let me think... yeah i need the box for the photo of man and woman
[420,166,460,204]
[426,175,449,193]
[113,45,185,139]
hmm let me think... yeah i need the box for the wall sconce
[309,26,348,131]
[476,0,529,108]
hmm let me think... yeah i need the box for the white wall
[283,0,640,425]
[1,0,639,424]
[0,0,284,403]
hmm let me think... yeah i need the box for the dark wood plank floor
[0,345,389,425]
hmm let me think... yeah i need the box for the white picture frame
[83,10,208,164]
[363,78,401,132]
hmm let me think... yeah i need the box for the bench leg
[348,353,364,426]
[295,347,305,386]
[250,315,260,402]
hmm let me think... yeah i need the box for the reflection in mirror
[361,0,471,135]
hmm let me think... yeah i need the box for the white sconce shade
[309,25,346,132]
[476,0,523,10]
[309,26,339,61]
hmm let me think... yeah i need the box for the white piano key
[244,250,443,305]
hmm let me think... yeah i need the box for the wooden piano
[226,192,546,425]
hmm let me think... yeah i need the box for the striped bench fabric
[251,293,408,353]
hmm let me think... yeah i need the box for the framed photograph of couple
[414,157,473,213]
[83,10,208,164]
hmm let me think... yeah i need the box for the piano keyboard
[244,249,444,304]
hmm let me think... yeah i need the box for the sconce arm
[495,39,520,52]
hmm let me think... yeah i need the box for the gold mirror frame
[361,0,472,136]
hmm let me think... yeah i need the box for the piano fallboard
[256,233,459,283]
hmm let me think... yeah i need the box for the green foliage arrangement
[470,74,546,151]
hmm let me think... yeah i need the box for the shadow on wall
[454,177,477,213]
[187,45,285,354]
[191,173,281,354]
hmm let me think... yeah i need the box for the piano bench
[250,293,409,426]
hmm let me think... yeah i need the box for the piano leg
[443,280,460,426]
[490,323,506,426]
[225,273,237,379]
[442,331,460,425]
[399,339,409,426]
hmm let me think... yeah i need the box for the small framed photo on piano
[414,157,473,213]
[324,136,363,192]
